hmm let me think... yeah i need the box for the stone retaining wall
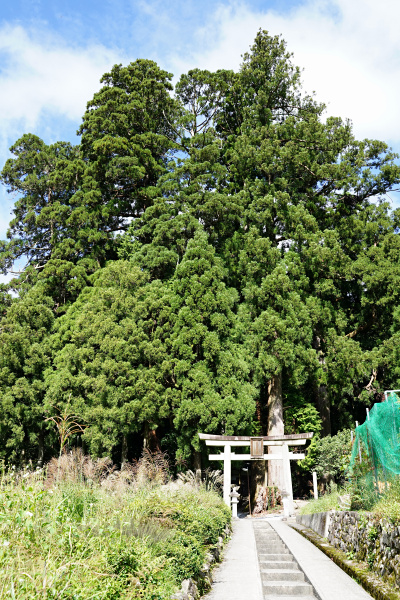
[328,511,400,587]
[296,512,331,538]
[171,524,231,600]
[298,510,400,589]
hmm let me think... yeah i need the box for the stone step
[260,560,297,570]
[257,547,291,560]
[259,553,293,560]
[262,581,314,596]
[263,596,316,600]
[261,569,305,581]
[256,541,285,547]
[255,535,282,544]
[257,545,290,553]
[255,523,317,599]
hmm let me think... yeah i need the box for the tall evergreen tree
[168,231,256,462]
[1,29,400,467]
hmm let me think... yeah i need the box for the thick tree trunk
[193,450,202,472]
[251,386,267,505]
[267,371,284,490]
[143,424,161,453]
[121,434,128,466]
[313,335,331,436]
[317,383,331,437]
[251,459,267,506]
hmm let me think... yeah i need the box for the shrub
[0,460,230,599]
[311,429,352,484]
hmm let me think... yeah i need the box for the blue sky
[1,0,400,280]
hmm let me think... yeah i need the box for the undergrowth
[299,483,343,515]
[0,454,230,599]
[299,478,400,524]
[371,480,400,523]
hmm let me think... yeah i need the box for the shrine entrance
[198,432,313,516]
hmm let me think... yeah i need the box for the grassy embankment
[0,453,230,599]
[300,481,400,522]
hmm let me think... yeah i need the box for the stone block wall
[328,511,400,588]
[296,512,331,538]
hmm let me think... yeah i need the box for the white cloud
[0,24,124,144]
[168,0,400,145]
[0,24,127,240]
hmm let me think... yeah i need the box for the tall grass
[0,454,230,599]
[299,478,400,524]
[298,482,349,515]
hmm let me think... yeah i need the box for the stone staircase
[253,521,317,600]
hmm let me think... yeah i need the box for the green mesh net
[349,392,400,509]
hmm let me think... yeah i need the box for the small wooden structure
[198,432,313,516]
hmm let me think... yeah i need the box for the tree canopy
[1,30,400,467]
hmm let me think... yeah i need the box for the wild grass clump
[45,448,170,491]
[299,483,344,515]
[0,453,230,599]
[299,478,400,523]
[371,479,400,522]
[177,468,224,493]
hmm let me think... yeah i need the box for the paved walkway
[205,516,373,600]
[206,518,263,600]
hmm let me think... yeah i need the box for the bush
[0,459,230,599]
[310,429,352,484]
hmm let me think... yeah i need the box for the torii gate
[198,432,313,516]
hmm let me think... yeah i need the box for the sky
[1,0,400,281]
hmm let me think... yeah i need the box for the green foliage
[303,476,400,526]
[308,430,352,482]
[0,467,230,599]
[285,398,322,436]
[368,525,378,542]
[299,485,343,514]
[2,29,400,467]
[373,481,400,522]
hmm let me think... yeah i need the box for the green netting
[349,392,400,507]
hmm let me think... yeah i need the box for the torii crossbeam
[198,432,313,516]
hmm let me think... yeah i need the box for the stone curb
[171,523,232,600]
[291,523,400,600]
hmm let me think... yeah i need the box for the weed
[0,454,230,599]
[368,525,378,542]
[177,468,223,493]
[299,487,342,515]
[367,550,376,570]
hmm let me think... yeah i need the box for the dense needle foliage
[1,30,400,466]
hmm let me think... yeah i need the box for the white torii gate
[198,432,313,516]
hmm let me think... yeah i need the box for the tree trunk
[251,386,267,504]
[317,383,331,437]
[37,429,44,468]
[121,434,128,466]
[143,424,161,453]
[193,450,201,472]
[313,335,331,436]
[251,459,267,507]
[267,371,284,490]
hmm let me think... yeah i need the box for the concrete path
[205,518,263,600]
[205,516,373,600]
